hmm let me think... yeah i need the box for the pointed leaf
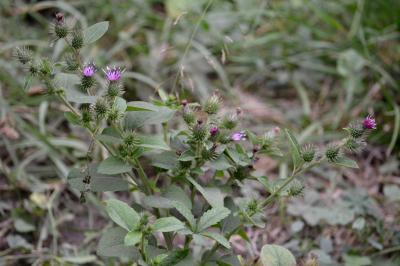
[172,201,196,229]
[201,231,231,249]
[138,135,170,150]
[105,199,140,231]
[97,227,140,259]
[124,231,142,246]
[197,207,231,232]
[83,21,109,44]
[152,217,185,232]
[98,156,132,175]
[285,129,303,170]
[333,157,359,168]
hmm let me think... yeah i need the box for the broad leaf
[201,231,231,249]
[98,156,132,175]
[125,102,175,129]
[164,185,192,210]
[138,135,170,150]
[159,249,189,266]
[197,207,231,232]
[187,177,225,208]
[333,157,359,168]
[124,231,142,246]
[150,151,178,169]
[105,199,140,231]
[67,167,129,192]
[285,129,303,170]
[259,244,296,266]
[97,227,140,259]
[55,73,97,103]
[152,217,185,233]
[83,21,109,44]
[143,196,174,209]
[172,201,196,229]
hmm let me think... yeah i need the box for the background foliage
[0,0,399,265]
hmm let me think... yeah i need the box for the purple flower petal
[363,115,376,129]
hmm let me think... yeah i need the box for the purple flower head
[82,63,96,77]
[363,115,376,130]
[210,126,219,136]
[104,66,124,82]
[231,131,246,141]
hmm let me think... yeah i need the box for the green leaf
[97,227,140,259]
[172,201,196,229]
[259,244,296,266]
[197,207,231,232]
[67,166,129,192]
[150,151,178,169]
[55,73,97,104]
[83,21,109,44]
[333,157,359,168]
[152,217,185,233]
[138,135,170,150]
[105,199,140,231]
[210,154,232,170]
[64,111,80,125]
[125,102,175,129]
[124,231,142,246]
[164,185,192,210]
[285,129,303,170]
[143,196,174,209]
[98,156,132,175]
[158,249,189,266]
[384,185,400,202]
[201,231,231,249]
[114,97,127,113]
[187,176,225,208]
[343,254,371,266]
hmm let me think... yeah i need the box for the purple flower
[363,115,376,130]
[104,66,124,82]
[210,126,219,136]
[231,131,246,141]
[82,63,96,77]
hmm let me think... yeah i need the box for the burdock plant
[15,14,377,266]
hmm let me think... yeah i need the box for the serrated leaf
[187,177,225,208]
[105,199,140,231]
[67,166,129,192]
[172,201,195,229]
[197,207,231,232]
[285,129,303,170]
[164,185,192,210]
[333,157,359,168]
[152,217,185,233]
[97,227,140,259]
[159,249,189,266]
[124,231,142,246]
[201,231,231,249]
[83,21,109,44]
[259,244,296,266]
[98,156,132,175]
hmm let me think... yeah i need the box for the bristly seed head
[93,99,108,119]
[325,144,340,162]
[104,66,124,82]
[14,47,32,64]
[363,115,376,130]
[203,94,220,115]
[346,121,365,139]
[301,144,316,163]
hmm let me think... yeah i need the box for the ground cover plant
[1,1,399,265]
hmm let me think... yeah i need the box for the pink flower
[210,126,219,136]
[231,131,246,141]
[363,115,376,130]
[104,66,123,82]
[82,63,96,77]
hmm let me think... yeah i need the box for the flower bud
[123,131,140,147]
[71,30,84,50]
[14,47,32,65]
[287,179,304,197]
[183,106,195,125]
[203,94,220,115]
[325,145,340,162]
[107,109,123,124]
[202,144,218,160]
[191,122,208,142]
[209,126,219,137]
[246,199,258,216]
[106,83,124,98]
[65,55,79,71]
[93,99,108,120]
[222,112,238,129]
[346,122,364,139]
[301,144,315,163]
[344,138,365,153]
[81,107,92,125]
[53,13,69,39]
